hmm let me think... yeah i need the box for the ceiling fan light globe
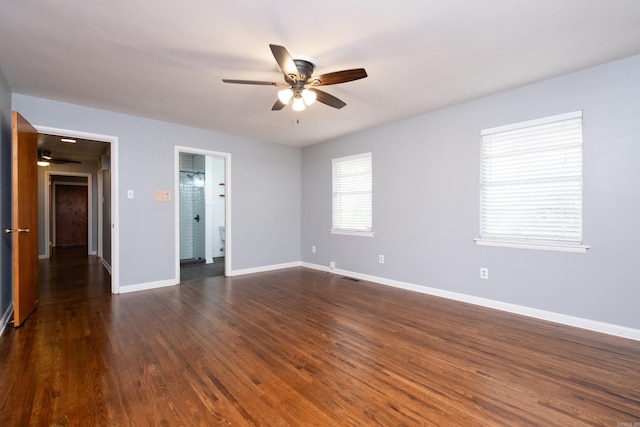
[301,89,316,105]
[37,160,50,167]
[277,88,294,104]
[292,97,306,111]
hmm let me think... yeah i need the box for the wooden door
[55,184,88,247]
[9,112,39,327]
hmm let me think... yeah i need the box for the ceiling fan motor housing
[290,59,316,84]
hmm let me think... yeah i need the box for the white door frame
[175,146,231,281]
[35,125,120,294]
[97,169,103,259]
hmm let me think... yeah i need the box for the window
[332,152,373,236]
[477,111,588,252]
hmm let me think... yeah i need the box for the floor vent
[341,276,360,282]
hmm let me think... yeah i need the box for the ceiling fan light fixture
[277,88,294,104]
[38,149,51,166]
[222,44,367,111]
[61,138,77,144]
[301,89,316,106]
[292,96,305,111]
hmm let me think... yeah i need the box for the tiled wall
[179,153,206,262]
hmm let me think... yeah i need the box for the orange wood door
[10,112,39,327]
[55,185,88,247]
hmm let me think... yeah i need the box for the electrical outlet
[480,267,489,280]
[378,255,384,264]
[329,261,336,269]
[311,245,316,253]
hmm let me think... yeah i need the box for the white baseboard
[107,258,640,342]
[231,261,302,277]
[118,279,178,294]
[0,302,14,338]
[40,251,97,259]
[118,261,302,294]
[302,262,640,342]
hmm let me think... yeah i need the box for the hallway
[39,246,111,304]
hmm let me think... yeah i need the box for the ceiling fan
[38,149,81,165]
[222,44,367,111]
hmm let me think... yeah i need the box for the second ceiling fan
[222,44,367,111]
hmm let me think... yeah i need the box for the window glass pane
[480,111,583,245]
[332,153,372,233]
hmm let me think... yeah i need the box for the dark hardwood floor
[1,247,639,426]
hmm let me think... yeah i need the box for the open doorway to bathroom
[177,149,228,281]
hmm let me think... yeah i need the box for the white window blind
[332,152,372,235]
[479,111,585,250]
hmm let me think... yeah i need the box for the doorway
[35,125,119,293]
[179,153,207,265]
[53,179,88,248]
[176,147,230,281]
[44,173,92,254]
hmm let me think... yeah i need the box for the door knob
[4,228,30,234]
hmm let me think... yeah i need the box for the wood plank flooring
[1,247,639,426]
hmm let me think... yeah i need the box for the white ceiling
[2,1,640,148]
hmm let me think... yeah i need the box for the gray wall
[0,67,12,321]
[13,94,301,288]
[302,54,640,330]
[5,55,639,332]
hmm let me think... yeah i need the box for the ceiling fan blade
[309,68,367,86]
[311,89,347,109]
[271,99,287,111]
[51,158,82,164]
[222,79,287,86]
[269,44,300,82]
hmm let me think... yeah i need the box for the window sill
[474,238,589,253]
[331,230,375,237]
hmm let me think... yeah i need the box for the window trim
[330,229,376,237]
[476,110,589,253]
[331,152,373,237]
[474,238,589,253]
